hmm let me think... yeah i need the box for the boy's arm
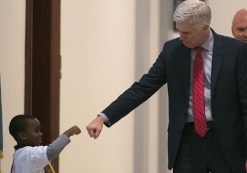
[46,134,70,160]
[46,126,81,160]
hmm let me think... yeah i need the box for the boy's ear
[18,132,27,140]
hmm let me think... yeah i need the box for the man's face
[176,21,209,48]
[232,12,247,43]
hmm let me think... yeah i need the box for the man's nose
[180,35,185,41]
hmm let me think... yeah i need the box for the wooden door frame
[25,0,61,172]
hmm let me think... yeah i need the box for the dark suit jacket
[102,30,247,172]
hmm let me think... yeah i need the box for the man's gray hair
[173,0,211,27]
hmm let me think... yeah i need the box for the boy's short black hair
[9,114,36,141]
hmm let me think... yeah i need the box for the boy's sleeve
[46,134,71,160]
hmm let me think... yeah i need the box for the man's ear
[203,24,209,31]
[231,26,234,36]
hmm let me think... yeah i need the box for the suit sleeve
[102,46,168,127]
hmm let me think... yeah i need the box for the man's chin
[183,43,194,48]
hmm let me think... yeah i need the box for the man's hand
[86,116,104,139]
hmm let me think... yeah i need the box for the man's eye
[237,28,246,32]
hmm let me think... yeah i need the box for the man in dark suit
[86,0,247,172]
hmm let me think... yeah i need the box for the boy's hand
[64,126,81,137]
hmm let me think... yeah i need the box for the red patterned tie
[193,47,207,138]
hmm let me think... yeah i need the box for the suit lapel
[211,34,224,100]
[182,46,192,100]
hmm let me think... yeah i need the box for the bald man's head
[232,8,247,43]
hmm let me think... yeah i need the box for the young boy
[9,114,81,173]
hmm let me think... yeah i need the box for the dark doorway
[25,0,61,172]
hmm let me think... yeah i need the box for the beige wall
[208,0,247,36]
[1,0,247,173]
[0,0,26,172]
[60,1,136,172]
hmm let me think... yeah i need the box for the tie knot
[195,46,203,54]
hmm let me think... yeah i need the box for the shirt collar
[201,29,214,52]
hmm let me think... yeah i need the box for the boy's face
[21,118,43,146]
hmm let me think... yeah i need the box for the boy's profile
[9,114,81,173]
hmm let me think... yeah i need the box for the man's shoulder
[165,37,181,45]
[162,37,184,50]
[213,31,243,45]
[161,37,188,54]
[212,32,246,51]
